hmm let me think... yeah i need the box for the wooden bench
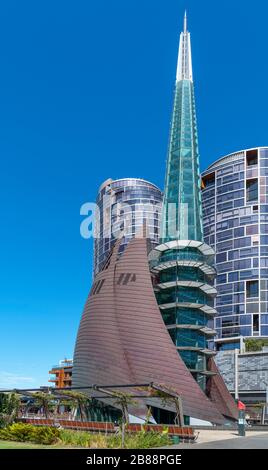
[168,426,198,442]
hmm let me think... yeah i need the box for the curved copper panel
[207,358,238,421]
[73,237,225,423]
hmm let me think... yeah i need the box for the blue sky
[1,0,268,389]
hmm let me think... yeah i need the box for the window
[217,341,240,351]
[246,280,259,298]
[228,249,239,260]
[246,149,258,166]
[252,235,259,246]
[253,314,259,334]
[234,198,244,208]
[217,274,227,284]
[234,259,251,270]
[261,326,268,335]
[253,258,259,268]
[261,258,268,267]
[233,282,244,292]
[201,172,215,189]
[234,227,244,237]
[261,315,268,324]
[222,317,239,327]
[246,225,258,235]
[228,272,239,282]
[234,237,251,248]
[246,303,259,313]
[246,179,258,203]
[240,315,251,325]
[216,252,227,263]
[240,269,258,280]
[261,225,268,234]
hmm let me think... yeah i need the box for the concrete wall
[215,350,268,392]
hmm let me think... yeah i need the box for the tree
[149,384,184,426]
[111,391,137,449]
[244,338,268,352]
[145,406,153,425]
[32,392,55,418]
[59,390,90,422]
[0,392,20,427]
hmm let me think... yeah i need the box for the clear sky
[1,0,268,389]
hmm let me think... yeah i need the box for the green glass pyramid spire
[161,11,203,243]
[151,13,217,391]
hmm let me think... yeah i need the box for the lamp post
[261,379,268,425]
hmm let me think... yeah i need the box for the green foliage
[108,390,138,448]
[148,385,183,426]
[244,338,268,352]
[59,429,92,447]
[0,423,172,448]
[30,426,60,445]
[111,391,137,424]
[0,423,60,445]
[64,430,171,449]
[59,391,90,421]
[108,431,172,449]
[0,393,20,428]
[59,429,107,448]
[32,392,56,418]
[59,391,89,402]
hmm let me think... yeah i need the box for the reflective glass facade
[201,147,268,349]
[161,80,203,242]
[151,17,217,390]
[94,178,162,276]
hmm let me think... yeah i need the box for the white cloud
[0,371,36,389]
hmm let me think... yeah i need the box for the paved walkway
[165,429,268,449]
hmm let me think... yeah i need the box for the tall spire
[184,10,187,33]
[161,11,202,243]
[155,12,216,390]
[176,10,193,82]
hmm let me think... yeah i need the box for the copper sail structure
[73,237,225,423]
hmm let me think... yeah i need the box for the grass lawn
[0,440,69,449]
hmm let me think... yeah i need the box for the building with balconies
[201,147,268,351]
[49,359,73,388]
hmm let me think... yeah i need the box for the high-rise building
[49,359,73,388]
[150,13,217,390]
[201,147,268,350]
[94,178,162,276]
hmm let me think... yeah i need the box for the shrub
[0,423,171,448]
[29,426,60,445]
[59,429,92,447]
[125,431,171,449]
[59,429,171,449]
[59,429,110,448]
[0,423,32,442]
[107,431,171,449]
[0,423,60,445]
[245,338,268,352]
